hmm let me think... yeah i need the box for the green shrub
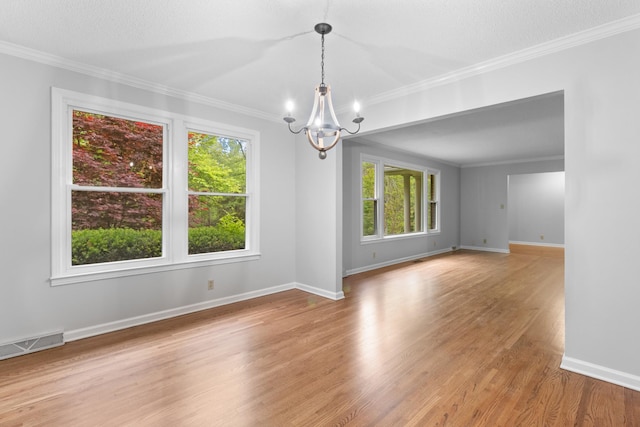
[72,228,162,265]
[188,216,245,255]
[72,220,245,265]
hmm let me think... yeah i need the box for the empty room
[1,1,640,425]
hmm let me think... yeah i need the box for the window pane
[188,132,247,193]
[363,199,377,236]
[428,201,438,230]
[189,195,246,254]
[384,165,423,235]
[71,191,163,265]
[72,111,163,188]
[362,161,375,198]
[427,173,437,230]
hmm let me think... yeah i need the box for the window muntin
[52,88,260,285]
[360,155,439,241]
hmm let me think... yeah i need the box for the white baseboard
[509,240,565,248]
[459,245,510,254]
[65,282,336,342]
[295,282,345,301]
[561,355,640,392]
[345,248,453,277]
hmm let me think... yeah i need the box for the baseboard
[509,240,565,248]
[345,247,453,276]
[64,282,344,342]
[294,282,345,301]
[459,245,510,254]
[561,355,640,392]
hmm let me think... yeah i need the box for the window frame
[360,154,440,243]
[51,88,260,286]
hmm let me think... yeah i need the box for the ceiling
[350,92,565,167]
[1,1,639,165]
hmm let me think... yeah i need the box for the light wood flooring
[1,250,639,426]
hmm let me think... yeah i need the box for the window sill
[360,231,440,245]
[50,252,261,286]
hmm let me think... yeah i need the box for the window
[187,131,247,255]
[52,89,259,285]
[384,165,423,235]
[361,161,378,237]
[361,155,439,241]
[426,172,438,231]
[70,110,165,266]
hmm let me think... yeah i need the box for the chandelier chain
[320,33,325,85]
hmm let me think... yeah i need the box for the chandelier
[284,23,364,159]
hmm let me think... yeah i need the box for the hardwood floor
[1,250,639,426]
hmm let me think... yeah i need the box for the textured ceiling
[1,1,639,164]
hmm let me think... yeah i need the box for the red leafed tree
[72,111,163,230]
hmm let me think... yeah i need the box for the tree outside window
[188,132,247,255]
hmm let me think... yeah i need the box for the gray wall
[508,172,565,245]
[342,140,460,275]
[460,160,564,252]
[0,53,297,343]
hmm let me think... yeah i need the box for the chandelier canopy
[284,23,364,160]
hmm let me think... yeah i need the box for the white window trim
[359,153,440,243]
[426,169,441,234]
[51,88,260,286]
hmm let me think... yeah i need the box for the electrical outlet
[540,235,544,240]
[483,238,487,244]
[208,280,214,290]
[373,251,376,259]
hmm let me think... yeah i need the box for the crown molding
[364,13,640,108]
[0,40,281,123]
[461,155,565,169]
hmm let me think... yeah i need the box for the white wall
[460,160,564,252]
[356,27,640,386]
[294,136,344,300]
[342,140,460,274]
[508,172,565,245]
[0,53,297,343]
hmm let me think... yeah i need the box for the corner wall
[460,159,564,252]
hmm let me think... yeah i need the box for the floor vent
[0,331,64,361]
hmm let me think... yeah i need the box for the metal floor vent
[0,331,64,361]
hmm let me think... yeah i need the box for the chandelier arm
[287,122,307,135]
[340,122,362,135]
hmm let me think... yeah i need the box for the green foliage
[72,228,162,265]
[362,162,376,236]
[72,219,246,265]
[188,215,246,255]
[71,115,250,265]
